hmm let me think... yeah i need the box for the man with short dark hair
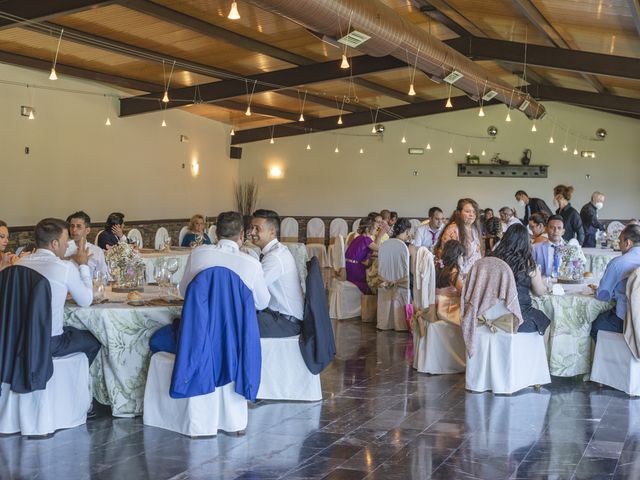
[412,207,445,249]
[97,212,128,250]
[532,215,566,277]
[179,211,270,310]
[66,211,108,277]
[580,191,606,248]
[18,218,101,364]
[515,190,553,224]
[590,224,640,341]
[389,211,398,227]
[250,209,304,337]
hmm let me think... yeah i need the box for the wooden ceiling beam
[411,0,472,37]
[530,85,640,116]
[446,37,640,81]
[627,0,640,37]
[216,100,312,121]
[0,0,114,30]
[231,95,497,144]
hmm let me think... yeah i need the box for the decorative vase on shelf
[105,242,146,292]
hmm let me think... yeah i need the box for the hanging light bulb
[269,137,274,144]
[359,147,364,154]
[28,109,35,120]
[481,149,486,156]
[227,1,240,20]
[49,29,63,81]
[466,148,471,156]
[371,125,376,134]
[105,117,111,126]
[230,128,235,136]
[161,119,167,127]
[334,146,339,153]
[401,136,407,144]
[445,97,452,108]
[549,136,555,144]
[426,143,431,150]
[245,106,251,116]
[408,84,416,96]
[162,91,169,103]
[49,67,58,81]
[337,115,343,125]
[340,54,349,69]
[531,123,537,132]
[505,111,511,122]
[306,143,311,150]
[573,148,578,155]
[562,144,568,152]
[448,146,453,154]
[478,106,485,117]
[299,113,305,122]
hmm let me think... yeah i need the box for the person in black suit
[515,190,553,224]
[580,191,606,248]
[97,212,128,250]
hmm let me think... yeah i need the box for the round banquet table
[532,282,612,377]
[64,286,181,417]
[140,248,190,284]
[582,248,621,279]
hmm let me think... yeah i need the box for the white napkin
[552,284,565,296]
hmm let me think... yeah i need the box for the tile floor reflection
[2,318,640,479]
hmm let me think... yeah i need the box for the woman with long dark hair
[491,223,550,334]
[436,198,482,273]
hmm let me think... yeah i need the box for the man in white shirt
[413,207,445,249]
[66,211,108,278]
[250,209,305,337]
[18,218,101,365]
[179,211,270,311]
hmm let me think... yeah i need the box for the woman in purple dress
[345,217,383,294]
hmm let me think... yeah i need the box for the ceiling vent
[337,30,371,48]
[482,90,498,101]
[443,70,464,84]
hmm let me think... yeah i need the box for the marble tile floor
[3,319,640,479]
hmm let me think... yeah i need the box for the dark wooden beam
[627,0,640,37]
[0,50,160,92]
[216,100,311,121]
[276,90,365,113]
[352,78,418,104]
[410,0,473,37]
[120,55,405,116]
[0,0,114,30]
[446,37,640,81]
[530,85,640,116]
[232,96,496,144]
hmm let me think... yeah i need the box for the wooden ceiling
[0,0,637,143]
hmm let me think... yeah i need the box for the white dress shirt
[412,224,443,249]
[18,249,93,337]
[179,239,270,310]
[66,240,109,277]
[261,239,304,320]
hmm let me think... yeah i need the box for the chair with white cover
[409,218,421,238]
[178,226,190,246]
[412,247,466,374]
[329,235,362,319]
[280,217,299,243]
[328,218,348,270]
[154,227,170,250]
[591,267,640,396]
[128,228,143,248]
[377,239,410,331]
[256,336,322,401]
[208,224,217,243]
[351,218,361,233]
[306,218,329,267]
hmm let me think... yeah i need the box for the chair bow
[477,313,516,334]
[379,276,409,290]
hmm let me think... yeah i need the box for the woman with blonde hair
[181,214,212,247]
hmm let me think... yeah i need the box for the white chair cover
[306,217,325,240]
[207,225,217,243]
[154,227,170,250]
[465,301,551,394]
[178,226,189,246]
[329,218,349,239]
[281,217,299,242]
[0,353,91,436]
[127,228,143,248]
[377,239,410,331]
[351,218,361,233]
[143,352,248,437]
[329,234,346,270]
[328,220,348,270]
[306,218,328,268]
[329,280,362,319]
[256,337,322,401]
[409,218,421,237]
[607,220,625,239]
[94,230,102,245]
[591,331,640,396]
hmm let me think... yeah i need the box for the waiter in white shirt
[249,209,305,338]
[413,207,445,249]
[18,218,101,365]
[179,211,270,310]
[66,211,109,277]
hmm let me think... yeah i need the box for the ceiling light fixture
[49,28,64,80]
[227,1,240,20]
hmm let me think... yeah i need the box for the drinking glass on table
[166,257,179,280]
[92,270,106,301]
[154,263,169,296]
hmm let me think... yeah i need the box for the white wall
[0,63,237,226]
[239,102,640,220]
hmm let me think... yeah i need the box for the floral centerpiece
[557,244,586,283]
[105,242,146,292]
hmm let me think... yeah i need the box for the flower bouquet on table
[105,242,146,292]
[557,244,586,284]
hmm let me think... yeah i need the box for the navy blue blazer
[170,266,262,401]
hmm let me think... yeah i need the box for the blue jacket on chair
[169,266,262,401]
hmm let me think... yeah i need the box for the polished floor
[3,319,640,479]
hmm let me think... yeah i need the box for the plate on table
[127,300,146,307]
[146,297,183,306]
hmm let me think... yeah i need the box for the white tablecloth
[582,248,621,278]
[64,286,180,417]
[140,249,190,284]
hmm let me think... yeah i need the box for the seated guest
[178,211,270,308]
[249,209,304,338]
[434,240,465,324]
[0,220,16,271]
[491,224,550,334]
[553,184,585,245]
[97,212,128,250]
[391,218,415,292]
[580,191,606,248]
[629,219,640,226]
[590,224,640,341]
[66,211,108,277]
[389,211,398,227]
[345,217,382,294]
[181,214,212,247]
[436,198,482,274]
[17,218,101,364]
[482,209,501,251]
[528,213,548,244]
[413,207,445,249]
[499,206,522,233]
[515,190,553,224]
[532,215,566,277]
[376,211,391,242]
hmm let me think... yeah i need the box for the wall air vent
[337,30,371,48]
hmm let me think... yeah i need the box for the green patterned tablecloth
[533,289,612,377]
[583,248,620,278]
[64,292,180,417]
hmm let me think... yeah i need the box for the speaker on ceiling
[230,146,242,159]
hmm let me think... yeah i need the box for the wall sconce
[268,165,283,179]
[20,106,35,119]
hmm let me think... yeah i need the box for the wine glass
[154,263,168,295]
[92,270,105,301]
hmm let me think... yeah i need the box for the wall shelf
[457,163,548,178]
